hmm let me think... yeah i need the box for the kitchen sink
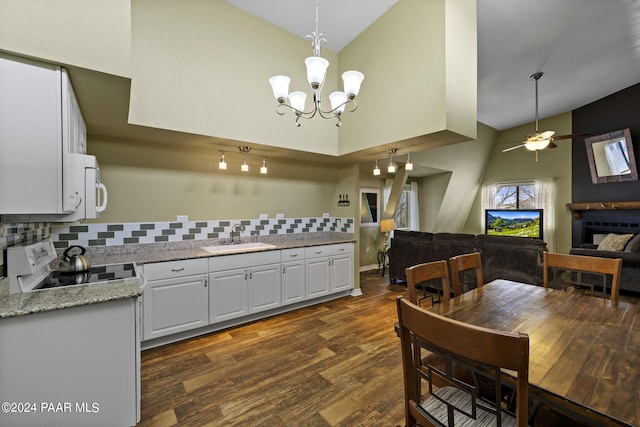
[201,242,278,254]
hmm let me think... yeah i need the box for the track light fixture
[370,149,414,175]
[219,152,227,170]
[217,146,268,175]
[240,146,250,172]
[405,152,413,171]
[373,159,381,176]
[260,157,268,175]
[386,148,397,173]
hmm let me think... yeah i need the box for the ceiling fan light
[525,139,551,151]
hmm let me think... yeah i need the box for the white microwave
[1,154,108,223]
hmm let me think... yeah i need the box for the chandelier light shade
[373,159,381,176]
[268,0,364,127]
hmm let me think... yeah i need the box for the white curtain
[535,178,556,252]
[410,181,420,231]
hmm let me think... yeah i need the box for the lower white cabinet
[305,243,354,299]
[142,258,209,340]
[142,242,354,346]
[209,250,282,323]
[0,298,139,427]
[281,248,306,305]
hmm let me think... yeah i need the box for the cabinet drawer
[143,258,208,281]
[305,243,353,258]
[281,247,305,261]
[209,250,281,272]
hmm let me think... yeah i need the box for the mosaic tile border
[50,217,354,248]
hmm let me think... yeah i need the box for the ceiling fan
[502,72,589,161]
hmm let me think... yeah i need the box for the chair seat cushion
[422,386,516,427]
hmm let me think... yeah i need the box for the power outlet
[177,215,188,222]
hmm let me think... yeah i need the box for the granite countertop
[84,232,355,266]
[0,232,354,319]
[0,277,141,319]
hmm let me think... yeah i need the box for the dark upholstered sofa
[388,230,548,286]
[569,234,640,294]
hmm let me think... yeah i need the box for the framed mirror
[359,188,380,227]
[585,128,638,184]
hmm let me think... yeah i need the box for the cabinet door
[143,275,208,340]
[282,260,305,305]
[331,254,354,292]
[249,263,281,313]
[209,268,248,323]
[306,257,331,299]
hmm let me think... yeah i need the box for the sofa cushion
[624,234,640,252]
[597,233,633,251]
[393,230,434,241]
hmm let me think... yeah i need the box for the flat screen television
[485,209,543,240]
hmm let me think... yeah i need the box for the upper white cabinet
[142,258,209,340]
[0,53,86,215]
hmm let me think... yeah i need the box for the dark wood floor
[137,271,412,427]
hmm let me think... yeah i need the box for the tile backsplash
[50,217,354,249]
[0,223,51,276]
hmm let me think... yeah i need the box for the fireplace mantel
[566,201,640,219]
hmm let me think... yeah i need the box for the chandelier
[268,0,364,127]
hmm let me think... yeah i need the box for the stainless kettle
[58,245,91,273]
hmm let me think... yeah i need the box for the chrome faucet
[231,223,245,244]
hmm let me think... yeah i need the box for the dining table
[428,279,639,427]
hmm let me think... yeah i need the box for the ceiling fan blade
[502,144,525,152]
[552,133,591,141]
[538,130,556,140]
[547,142,558,149]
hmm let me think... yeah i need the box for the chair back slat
[449,252,484,295]
[397,296,529,427]
[543,252,622,302]
[406,261,452,304]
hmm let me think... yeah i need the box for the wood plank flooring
[136,271,413,427]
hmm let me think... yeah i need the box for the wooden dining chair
[449,252,484,295]
[405,260,452,306]
[396,296,530,427]
[543,252,622,303]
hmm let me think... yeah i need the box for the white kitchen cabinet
[281,248,306,305]
[0,53,86,215]
[142,258,208,341]
[209,267,248,322]
[305,243,354,299]
[0,298,139,427]
[209,250,281,323]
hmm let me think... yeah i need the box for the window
[494,182,535,209]
[384,181,419,231]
